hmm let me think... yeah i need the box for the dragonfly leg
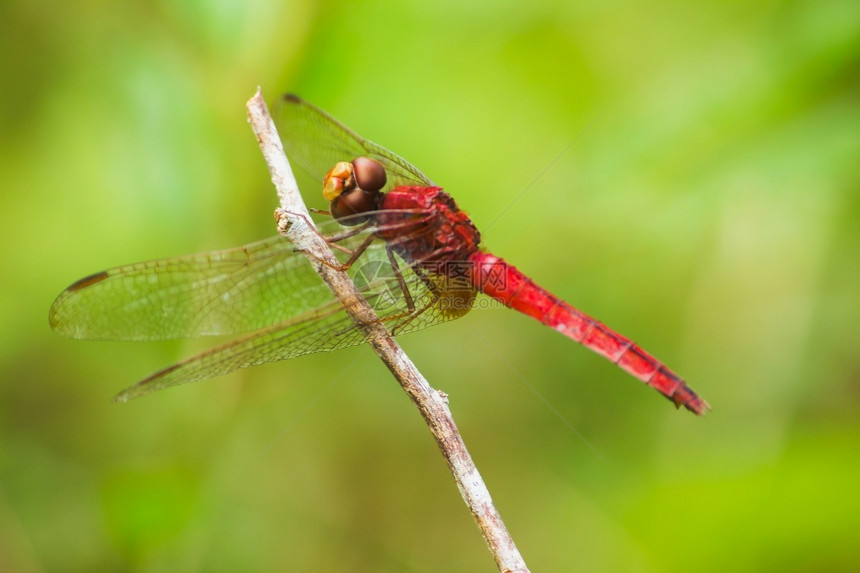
[321,222,376,259]
[366,247,426,330]
[329,249,424,338]
[278,210,377,270]
[386,246,415,313]
[336,234,377,270]
[277,209,368,245]
[322,220,374,244]
[387,265,441,336]
[295,232,377,272]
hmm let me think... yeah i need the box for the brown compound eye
[331,189,377,224]
[352,156,387,192]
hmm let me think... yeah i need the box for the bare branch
[246,88,529,573]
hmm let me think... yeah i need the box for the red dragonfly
[50,94,708,414]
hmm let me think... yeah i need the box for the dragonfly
[50,94,709,414]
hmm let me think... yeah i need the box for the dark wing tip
[282,93,302,104]
[67,271,109,292]
[48,271,110,335]
[114,363,183,402]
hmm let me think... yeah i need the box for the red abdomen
[469,252,708,414]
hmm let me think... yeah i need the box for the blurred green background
[2,0,858,571]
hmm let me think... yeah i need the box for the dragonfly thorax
[377,186,482,266]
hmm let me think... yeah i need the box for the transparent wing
[274,93,434,195]
[113,233,478,401]
[50,220,389,341]
[114,298,378,401]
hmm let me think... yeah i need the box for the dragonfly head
[323,156,387,225]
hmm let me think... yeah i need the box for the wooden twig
[246,88,529,573]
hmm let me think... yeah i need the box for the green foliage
[1,0,858,570]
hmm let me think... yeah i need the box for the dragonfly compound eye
[331,188,377,224]
[352,156,387,192]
